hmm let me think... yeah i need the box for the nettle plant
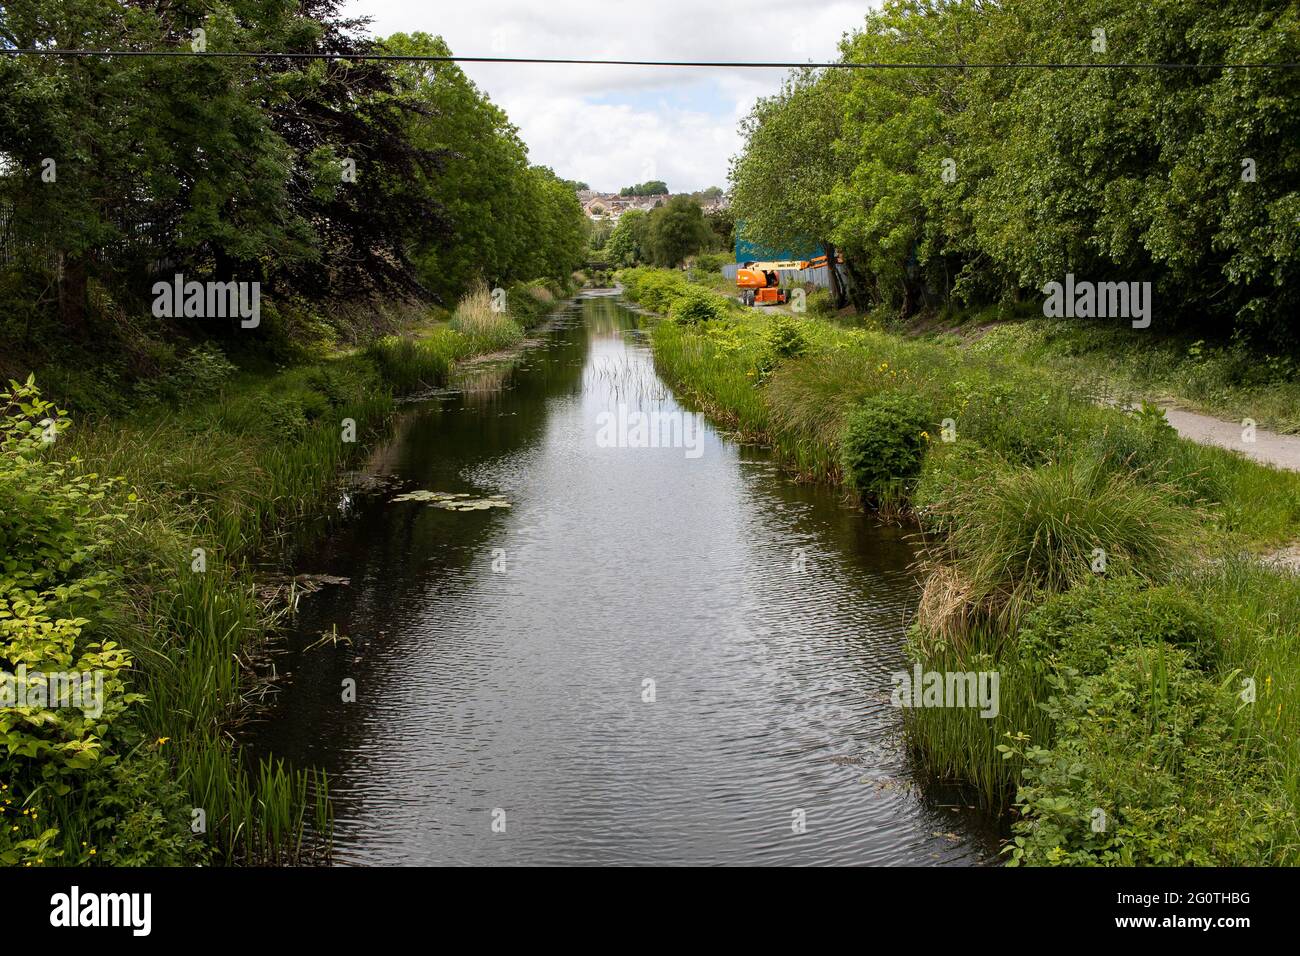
[0,377,138,798]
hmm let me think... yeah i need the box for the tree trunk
[823,241,846,308]
[842,256,872,312]
[58,251,88,336]
[901,275,922,320]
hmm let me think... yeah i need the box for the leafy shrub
[840,392,933,500]
[0,378,139,857]
[669,285,728,325]
[618,267,690,313]
[805,287,835,317]
[1016,576,1219,675]
[505,279,566,328]
[133,343,237,407]
[1002,643,1288,866]
[692,252,730,274]
[763,315,808,359]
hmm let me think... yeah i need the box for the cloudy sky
[342,1,871,193]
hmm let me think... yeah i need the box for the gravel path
[1161,407,1300,472]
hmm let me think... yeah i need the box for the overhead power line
[0,49,1297,69]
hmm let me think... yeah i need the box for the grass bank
[0,279,565,866]
[907,312,1300,437]
[625,266,1300,866]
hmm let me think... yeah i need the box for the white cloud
[342,0,872,192]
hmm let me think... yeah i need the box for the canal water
[245,292,998,865]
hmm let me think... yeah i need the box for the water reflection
[244,294,999,865]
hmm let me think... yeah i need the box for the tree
[644,196,711,267]
[605,209,649,267]
[619,180,669,197]
[729,68,850,306]
[706,206,735,252]
[382,31,536,300]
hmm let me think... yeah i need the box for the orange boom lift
[736,260,802,306]
[736,253,843,307]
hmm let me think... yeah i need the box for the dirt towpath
[1161,407,1300,472]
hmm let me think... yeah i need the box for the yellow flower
[156,737,170,747]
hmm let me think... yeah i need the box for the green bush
[1002,643,1288,866]
[1017,576,1220,676]
[840,392,933,500]
[618,267,691,313]
[805,287,835,317]
[669,285,728,325]
[692,252,730,274]
[762,315,808,359]
[0,378,141,864]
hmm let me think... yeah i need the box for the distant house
[576,189,714,221]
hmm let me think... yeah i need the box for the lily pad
[391,490,472,503]
[440,499,511,511]
[392,490,511,510]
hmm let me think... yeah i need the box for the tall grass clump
[451,282,524,352]
[366,327,473,391]
[650,318,769,437]
[918,453,1204,638]
[900,630,1052,808]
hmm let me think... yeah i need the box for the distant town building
[577,189,726,222]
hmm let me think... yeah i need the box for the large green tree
[729,68,850,305]
[644,195,711,267]
[604,208,649,267]
[727,0,1300,341]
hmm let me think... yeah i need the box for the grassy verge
[1,279,564,866]
[627,266,1300,866]
[915,313,1300,436]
